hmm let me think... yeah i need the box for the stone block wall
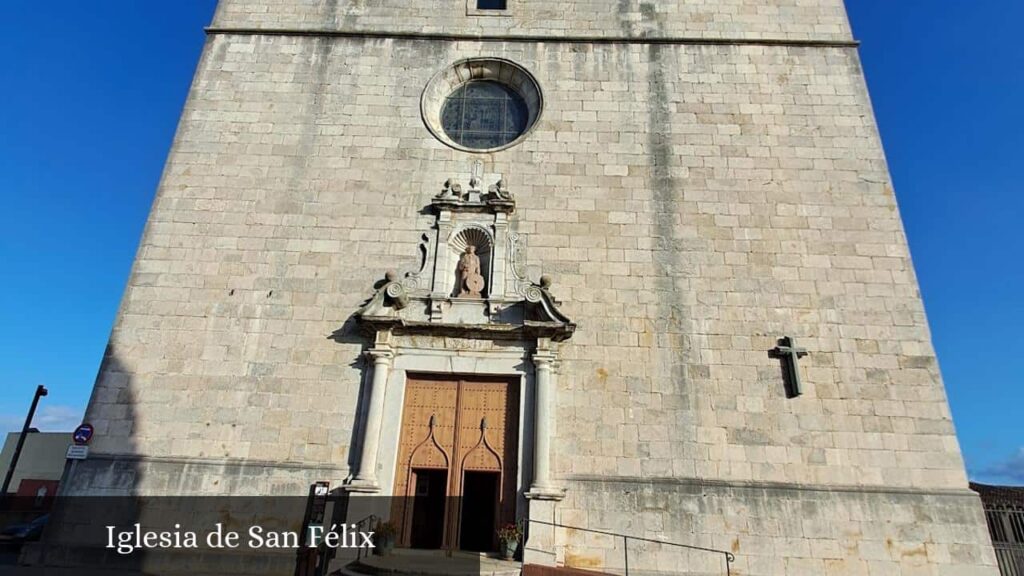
[211,0,853,42]
[71,1,998,574]
[552,480,996,575]
[87,32,970,494]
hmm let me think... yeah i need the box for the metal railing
[985,507,1024,576]
[525,518,736,576]
[353,513,379,564]
[987,508,1024,544]
[993,543,1024,576]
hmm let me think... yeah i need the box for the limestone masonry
[68,1,998,574]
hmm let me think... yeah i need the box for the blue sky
[1,2,1021,485]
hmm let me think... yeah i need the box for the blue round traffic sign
[73,423,94,445]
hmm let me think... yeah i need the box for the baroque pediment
[356,177,575,342]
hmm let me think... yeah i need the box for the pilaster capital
[365,347,394,365]
[532,349,558,369]
[525,486,566,501]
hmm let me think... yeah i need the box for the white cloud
[34,405,85,431]
[0,405,84,434]
[982,448,1024,484]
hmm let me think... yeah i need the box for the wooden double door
[392,374,520,552]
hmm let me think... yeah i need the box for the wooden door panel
[458,381,512,473]
[393,377,458,492]
[392,376,459,546]
[391,374,519,551]
[457,379,520,539]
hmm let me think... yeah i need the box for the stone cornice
[358,315,575,343]
[74,453,350,474]
[205,27,860,49]
[566,474,983,500]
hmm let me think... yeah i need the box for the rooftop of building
[970,482,1024,508]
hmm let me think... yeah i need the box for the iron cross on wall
[770,336,809,398]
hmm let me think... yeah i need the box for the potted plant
[372,520,397,556]
[497,521,522,560]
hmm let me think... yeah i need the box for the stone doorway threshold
[337,548,521,576]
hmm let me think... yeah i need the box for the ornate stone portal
[346,177,574,502]
[356,176,574,334]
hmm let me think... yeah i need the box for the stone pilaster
[346,346,393,492]
[527,348,564,501]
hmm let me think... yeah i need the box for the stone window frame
[422,58,543,154]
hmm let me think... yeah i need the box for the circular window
[422,59,542,153]
[441,81,529,150]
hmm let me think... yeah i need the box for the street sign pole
[1,385,48,505]
[55,423,94,500]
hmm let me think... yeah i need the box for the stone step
[335,549,521,576]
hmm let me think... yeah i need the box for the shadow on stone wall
[329,314,373,482]
[24,350,147,573]
[22,349,323,575]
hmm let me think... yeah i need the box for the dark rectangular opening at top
[477,0,507,10]
[410,468,448,549]
[459,471,500,552]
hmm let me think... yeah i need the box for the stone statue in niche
[456,246,485,298]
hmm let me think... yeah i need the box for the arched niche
[447,225,493,298]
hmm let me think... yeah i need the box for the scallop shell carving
[449,226,493,254]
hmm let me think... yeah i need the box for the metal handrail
[353,513,379,564]
[525,518,736,576]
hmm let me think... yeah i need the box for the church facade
[68,0,999,574]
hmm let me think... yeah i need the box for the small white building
[0,431,70,496]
